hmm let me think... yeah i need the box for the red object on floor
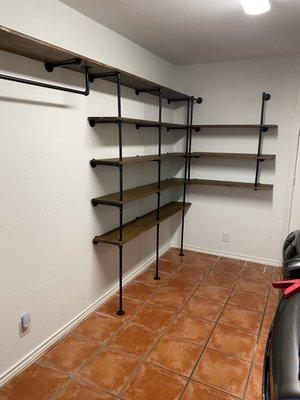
[272,279,300,298]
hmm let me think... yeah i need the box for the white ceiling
[60,0,300,65]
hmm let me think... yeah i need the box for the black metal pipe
[88,70,119,83]
[0,66,90,96]
[254,92,271,188]
[116,245,125,316]
[188,97,195,182]
[179,98,191,256]
[44,58,82,73]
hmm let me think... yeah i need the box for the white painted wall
[172,55,300,264]
[0,0,186,382]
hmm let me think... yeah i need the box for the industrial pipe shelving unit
[0,26,277,316]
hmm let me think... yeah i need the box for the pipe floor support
[116,245,125,316]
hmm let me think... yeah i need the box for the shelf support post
[155,88,163,280]
[254,92,271,189]
[179,97,191,256]
[116,72,125,316]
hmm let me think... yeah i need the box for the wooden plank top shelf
[92,178,183,206]
[88,116,188,129]
[189,179,273,190]
[90,152,187,167]
[191,124,278,129]
[93,201,191,246]
[0,25,190,101]
[191,152,276,160]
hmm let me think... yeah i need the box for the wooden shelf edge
[189,179,273,190]
[191,152,276,160]
[87,116,189,129]
[93,201,191,246]
[92,178,184,206]
[90,152,187,167]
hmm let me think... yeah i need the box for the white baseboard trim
[0,241,172,388]
[171,242,281,267]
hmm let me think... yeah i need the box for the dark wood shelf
[88,116,188,130]
[191,124,278,129]
[93,201,191,245]
[191,152,276,161]
[90,152,186,167]
[189,179,273,190]
[0,25,189,101]
[92,178,183,206]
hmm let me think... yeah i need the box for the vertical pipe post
[254,92,271,189]
[154,89,162,280]
[179,98,191,256]
[116,72,125,315]
[188,97,195,183]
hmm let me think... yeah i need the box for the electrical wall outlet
[222,232,230,243]
[19,312,31,337]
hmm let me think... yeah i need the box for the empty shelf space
[189,179,273,190]
[191,152,276,160]
[92,178,184,206]
[88,116,188,130]
[93,201,191,245]
[90,152,187,167]
[0,26,189,101]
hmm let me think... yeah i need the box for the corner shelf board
[0,25,189,101]
[189,179,273,190]
[93,201,191,246]
[90,152,186,167]
[191,124,278,130]
[92,178,183,206]
[191,152,276,161]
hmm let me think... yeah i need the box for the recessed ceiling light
[239,0,271,15]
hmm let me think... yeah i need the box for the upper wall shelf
[191,124,278,129]
[88,116,188,129]
[191,152,276,160]
[90,152,186,167]
[0,25,189,101]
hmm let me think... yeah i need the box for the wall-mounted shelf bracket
[88,70,119,83]
[44,58,82,72]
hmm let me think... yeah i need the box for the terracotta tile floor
[0,248,282,400]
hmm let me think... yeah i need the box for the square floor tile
[40,335,100,374]
[150,259,181,275]
[265,296,278,315]
[193,349,251,398]
[121,362,187,400]
[183,296,223,322]
[165,275,199,293]
[175,265,210,280]
[194,282,232,303]
[148,287,190,310]
[160,249,185,264]
[181,381,237,400]
[73,314,124,343]
[236,277,270,295]
[253,335,268,366]
[79,348,140,395]
[228,289,267,313]
[135,270,170,286]
[147,335,203,376]
[0,363,68,400]
[167,313,215,345]
[55,380,116,399]
[207,324,257,361]
[241,266,274,283]
[219,305,263,334]
[132,303,175,331]
[123,281,157,301]
[97,296,140,320]
[246,365,263,400]
[108,324,159,358]
[205,270,238,288]
[260,314,274,337]
[213,258,245,276]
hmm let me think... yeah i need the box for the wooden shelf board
[191,124,278,129]
[189,179,273,190]
[88,116,188,129]
[91,152,186,167]
[92,178,184,206]
[0,25,189,101]
[191,152,276,160]
[93,201,191,245]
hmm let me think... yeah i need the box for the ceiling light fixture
[239,0,271,15]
